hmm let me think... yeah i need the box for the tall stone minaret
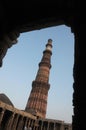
[25,39,53,118]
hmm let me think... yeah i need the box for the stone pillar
[43,125,46,130]
[68,125,72,130]
[12,114,19,130]
[0,109,5,128]
[30,119,34,128]
[35,126,38,130]
[17,116,24,130]
[24,117,28,128]
[60,122,64,130]
[54,123,55,130]
[27,118,31,128]
[5,113,15,130]
[33,120,36,130]
[47,122,49,130]
[71,17,86,130]
[40,121,43,130]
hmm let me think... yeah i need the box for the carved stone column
[60,122,64,130]
[30,119,35,129]
[17,116,24,130]
[5,113,15,130]
[27,118,31,128]
[40,121,43,130]
[24,117,28,128]
[72,17,86,130]
[12,114,19,130]
[47,122,49,130]
[53,123,55,130]
[0,109,5,128]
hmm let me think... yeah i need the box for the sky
[0,25,74,123]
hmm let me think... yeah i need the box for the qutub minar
[0,39,72,130]
[25,39,53,118]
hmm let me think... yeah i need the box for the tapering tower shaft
[25,39,53,118]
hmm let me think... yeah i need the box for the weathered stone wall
[0,101,72,130]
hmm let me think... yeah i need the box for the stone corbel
[0,30,20,67]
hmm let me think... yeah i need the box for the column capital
[0,30,20,67]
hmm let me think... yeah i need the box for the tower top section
[48,38,53,44]
[45,38,53,52]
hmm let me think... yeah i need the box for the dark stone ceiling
[0,0,82,36]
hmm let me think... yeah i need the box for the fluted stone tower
[25,39,53,118]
